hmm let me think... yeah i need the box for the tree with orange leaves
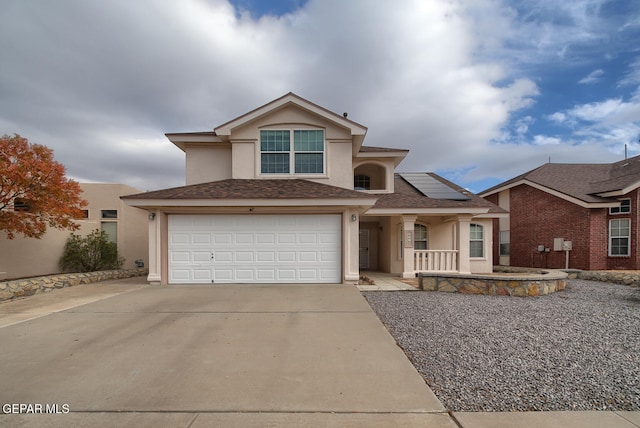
[0,134,87,239]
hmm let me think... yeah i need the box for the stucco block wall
[0,183,148,280]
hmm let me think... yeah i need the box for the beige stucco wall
[0,183,148,280]
[185,144,232,185]
[182,104,356,189]
[469,218,494,273]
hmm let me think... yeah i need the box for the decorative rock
[496,287,510,296]
[512,287,527,297]
[438,283,457,293]
[0,268,148,302]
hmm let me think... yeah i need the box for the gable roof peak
[214,92,367,137]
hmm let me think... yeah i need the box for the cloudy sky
[1,0,639,193]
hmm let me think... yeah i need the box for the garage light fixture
[149,212,156,220]
[351,214,357,222]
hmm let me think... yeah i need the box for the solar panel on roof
[400,173,470,200]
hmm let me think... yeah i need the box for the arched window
[470,224,484,258]
[414,224,428,250]
[354,174,371,190]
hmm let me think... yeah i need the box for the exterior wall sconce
[351,214,357,222]
[148,212,156,220]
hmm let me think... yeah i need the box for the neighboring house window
[499,230,510,256]
[13,199,30,212]
[414,224,428,250]
[81,210,89,219]
[260,130,324,174]
[354,174,371,190]
[101,210,118,244]
[609,219,630,256]
[470,224,484,258]
[101,210,118,219]
[610,199,631,215]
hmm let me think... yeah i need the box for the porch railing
[414,250,458,272]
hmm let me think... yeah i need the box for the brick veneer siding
[503,185,640,270]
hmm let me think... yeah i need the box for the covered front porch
[358,213,494,279]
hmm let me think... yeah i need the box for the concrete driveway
[0,278,452,427]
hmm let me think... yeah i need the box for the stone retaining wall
[0,268,148,302]
[573,270,640,286]
[418,270,568,297]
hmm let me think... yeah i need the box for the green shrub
[59,230,124,272]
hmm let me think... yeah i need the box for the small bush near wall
[0,268,147,302]
[59,230,124,272]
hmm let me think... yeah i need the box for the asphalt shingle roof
[121,179,373,200]
[481,154,640,203]
[122,175,504,214]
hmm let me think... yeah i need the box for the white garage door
[168,214,342,284]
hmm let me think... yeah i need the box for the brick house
[479,155,640,270]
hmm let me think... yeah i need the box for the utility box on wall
[554,238,572,251]
[553,238,564,251]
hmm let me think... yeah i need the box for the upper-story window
[610,199,631,215]
[260,130,324,174]
[354,174,371,190]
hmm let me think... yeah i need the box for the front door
[359,230,370,269]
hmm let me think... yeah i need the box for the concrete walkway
[357,271,417,291]
[0,278,638,427]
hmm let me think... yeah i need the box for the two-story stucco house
[122,93,505,285]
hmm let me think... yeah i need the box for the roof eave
[480,179,619,208]
[165,132,223,151]
[594,180,640,198]
[123,197,378,209]
[364,207,491,216]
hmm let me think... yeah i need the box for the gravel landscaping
[363,279,640,412]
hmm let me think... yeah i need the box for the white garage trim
[168,214,342,284]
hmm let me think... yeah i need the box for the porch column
[147,209,162,285]
[401,215,417,278]
[344,209,360,284]
[457,214,472,274]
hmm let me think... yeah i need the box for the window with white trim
[260,130,324,174]
[414,224,428,250]
[470,224,484,258]
[610,199,631,215]
[609,219,630,256]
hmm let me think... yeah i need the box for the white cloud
[0,0,637,194]
[532,135,561,145]
[618,56,640,87]
[578,69,605,84]
[548,112,567,123]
